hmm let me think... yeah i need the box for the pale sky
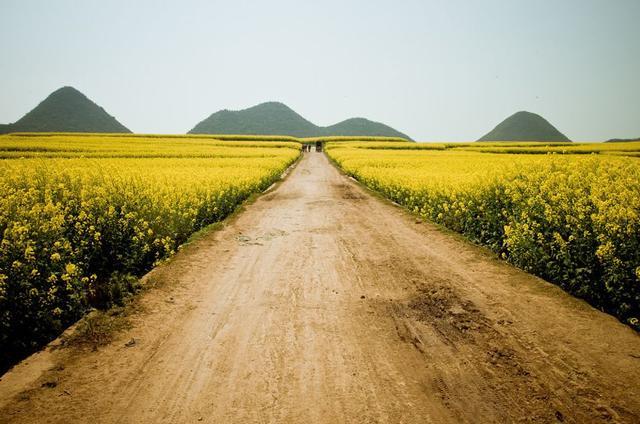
[1,0,639,141]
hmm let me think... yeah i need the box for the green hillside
[189,102,411,139]
[4,86,130,133]
[606,137,640,142]
[190,102,317,137]
[322,117,410,139]
[478,111,570,142]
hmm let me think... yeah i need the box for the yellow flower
[24,245,36,260]
[65,263,78,275]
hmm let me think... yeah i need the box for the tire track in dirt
[0,152,638,423]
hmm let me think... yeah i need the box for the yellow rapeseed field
[0,134,300,366]
[326,143,640,328]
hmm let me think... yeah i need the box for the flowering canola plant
[326,145,640,329]
[0,135,300,368]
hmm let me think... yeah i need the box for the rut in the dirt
[1,152,639,424]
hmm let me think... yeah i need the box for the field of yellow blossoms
[327,141,640,330]
[0,134,300,368]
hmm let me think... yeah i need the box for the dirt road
[1,152,639,423]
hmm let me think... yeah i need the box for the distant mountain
[189,102,411,139]
[605,137,640,143]
[190,102,317,137]
[478,111,570,142]
[1,86,130,134]
[322,117,410,139]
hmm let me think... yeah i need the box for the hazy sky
[1,0,639,140]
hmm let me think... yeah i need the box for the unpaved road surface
[1,153,639,423]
